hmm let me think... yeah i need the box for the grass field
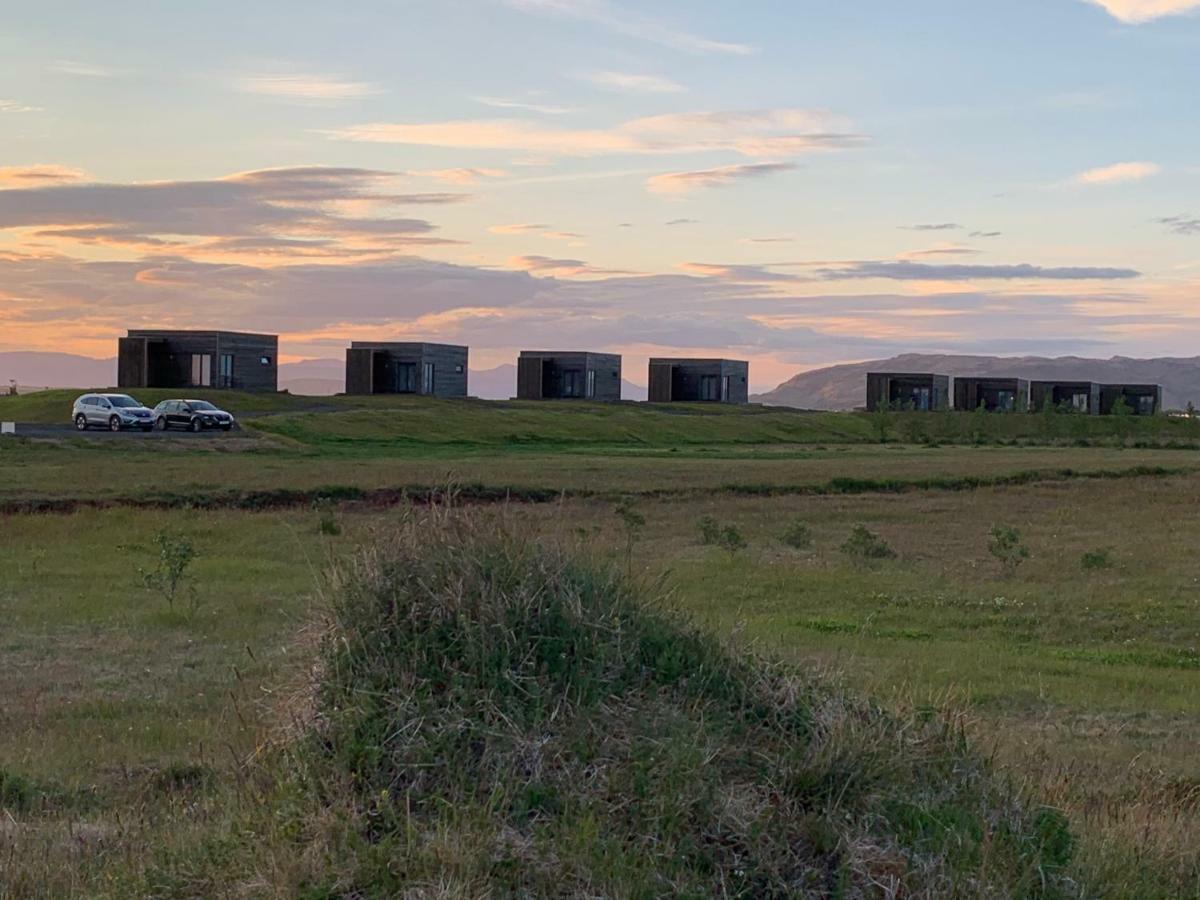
[2,402,1199,895]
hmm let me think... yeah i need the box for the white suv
[72,393,155,432]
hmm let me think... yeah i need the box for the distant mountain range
[754,353,1200,410]
[0,352,649,401]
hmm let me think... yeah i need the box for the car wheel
[109,415,122,432]
[155,416,168,431]
[74,414,88,431]
[190,418,203,433]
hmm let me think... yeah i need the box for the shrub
[870,405,893,443]
[314,498,341,536]
[779,519,813,550]
[139,529,197,610]
[717,524,747,557]
[0,767,61,813]
[613,498,646,575]
[1081,548,1113,571]
[988,524,1030,574]
[841,524,896,561]
[697,515,721,545]
[899,415,928,445]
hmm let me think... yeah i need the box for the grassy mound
[212,511,1074,897]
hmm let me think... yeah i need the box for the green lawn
[3,424,1200,894]
[3,436,1199,506]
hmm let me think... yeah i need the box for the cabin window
[423,362,435,395]
[586,369,596,399]
[699,375,720,401]
[218,354,234,387]
[190,353,212,387]
[396,363,417,393]
[561,369,583,398]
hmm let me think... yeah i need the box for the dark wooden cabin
[1099,383,1162,416]
[517,351,622,401]
[1029,381,1100,414]
[345,342,467,398]
[648,358,749,404]
[118,330,278,392]
[865,372,951,412]
[953,377,1029,412]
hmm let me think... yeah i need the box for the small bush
[697,515,721,545]
[139,529,197,610]
[717,524,747,557]
[988,524,1030,574]
[841,524,896,561]
[1081,548,1113,571]
[613,498,646,575]
[870,406,893,443]
[779,519,813,550]
[314,498,341,536]
[0,767,61,813]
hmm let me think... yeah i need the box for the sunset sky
[3,0,1199,389]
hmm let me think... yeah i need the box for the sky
[2,0,1199,390]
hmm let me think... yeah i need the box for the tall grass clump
[216,510,1078,896]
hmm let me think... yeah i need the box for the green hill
[179,515,1074,896]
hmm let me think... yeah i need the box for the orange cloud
[1084,0,1200,22]
[0,165,88,186]
[647,162,796,194]
[329,109,863,159]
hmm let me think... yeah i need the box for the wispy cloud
[0,165,89,186]
[504,0,754,55]
[899,243,979,258]
[1157,214,1200,235]
[647,162,796,194]
[49,60,124,78]
[740,236,794,244]
[1073,161,1161,185]
[490,223,584,243]
[329,109,863,159]
[489,223,550,234]
[236,72,382,101]
[413,168,508,185]
[473,95,577,115]
[0,100,42,113]
[970,230,1003,238]
[507,254,631,277]
[815,261,1141,281]
[679,262,798,282]
[902,223,962,231]
[581,71,685,94]
[1083,0,1200,23]
[665,218,699,226]
[0,166,465,262]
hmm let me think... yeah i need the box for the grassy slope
[2,439,1198,504]
[3,421,1200,894]
[0,387,321,421]
[167,514,1073,896]
[7,388,1200,450]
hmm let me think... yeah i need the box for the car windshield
[107,396,141,408]
[187,401,217,411]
